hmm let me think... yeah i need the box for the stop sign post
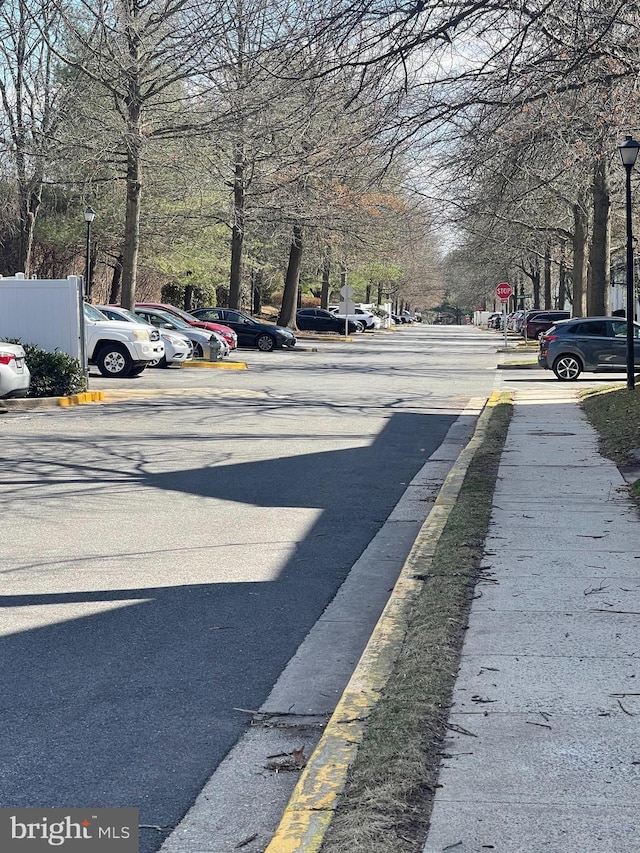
[496,282,512,347]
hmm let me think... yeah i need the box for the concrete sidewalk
[423,387,640,853]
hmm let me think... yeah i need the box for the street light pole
[84,206,96,301]
[618,136,640,390]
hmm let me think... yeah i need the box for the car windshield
[104,307,148,325]
[149,310,190,330]
[163,305,196,323]
[84,304,108,321]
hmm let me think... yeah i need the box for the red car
[136,303,237,349]
[525,310,571,339]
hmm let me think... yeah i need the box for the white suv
[84,304,165,377]
[330,306,381,330]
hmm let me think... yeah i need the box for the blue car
[538,316,640,380]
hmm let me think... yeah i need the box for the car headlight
[132,329,150,341]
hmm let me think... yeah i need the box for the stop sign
[496,282,512,300]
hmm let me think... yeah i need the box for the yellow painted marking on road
[181,360,248,370]
[264,392,509,853]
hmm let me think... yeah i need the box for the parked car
[538,316,640,380]
[329,306,380,330]
[525,310,571,339]
[296,308,361,334]
[191,308,296,351]
[132,307,222,361]
[0,341,30,398]
[136,302,237,350]
[96,306,192,368]
[84,304,165,377]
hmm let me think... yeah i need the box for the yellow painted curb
[264,391,509,853]
[58,390,105,406]
[181,360,248,370]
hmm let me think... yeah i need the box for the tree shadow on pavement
[0,410,458,853]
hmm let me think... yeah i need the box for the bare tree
[49,0,229,307]
[0,0,76,275]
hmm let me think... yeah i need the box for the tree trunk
[320,256,330,308]
[108,254,123,304]
[253,269,263,314]
[119,34,143,310]
[120,146,142,310]
[9,3,44,277]
[184,284,194,311]
[365,284,372,303]
[277,224,303,328]
[588,156,610,316]
[558,250,566,310]
[572,199,589,317]
[544,243,552,308]
[531,261,541,308]
[228,139,245,309]
[16,176,41,276]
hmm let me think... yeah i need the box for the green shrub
[6,340,87,398]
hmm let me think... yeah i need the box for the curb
[263,392,502,853]
[2,391,106,410]
[295,334,356,343]
[497,362,539,370]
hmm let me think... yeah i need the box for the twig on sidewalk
[590,609,640,615]
[617,699,635,717]
[583,581,609,595]
[447,723,478,737]
[234,832,258,848]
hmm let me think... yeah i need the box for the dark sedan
[296,308,361,334]
[191,308,296,352]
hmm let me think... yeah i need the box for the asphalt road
[0,324,498,851]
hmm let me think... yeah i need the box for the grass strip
[581,384,640,501]
[320,392,514,853]
[580,384,640,465]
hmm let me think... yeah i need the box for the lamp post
[83,206,96,300]
[618,136,640,390]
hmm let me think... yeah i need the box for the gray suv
[538,316,640,380]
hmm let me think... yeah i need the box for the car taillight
[0,352,16,364]
[543,334,559,342]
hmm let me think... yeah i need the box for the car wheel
[96,345,132,377]
[128,365,146,376]
[147,355,167,368]
[553,354,582,381]
[256,334,276,352]
[192,343,204,358]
